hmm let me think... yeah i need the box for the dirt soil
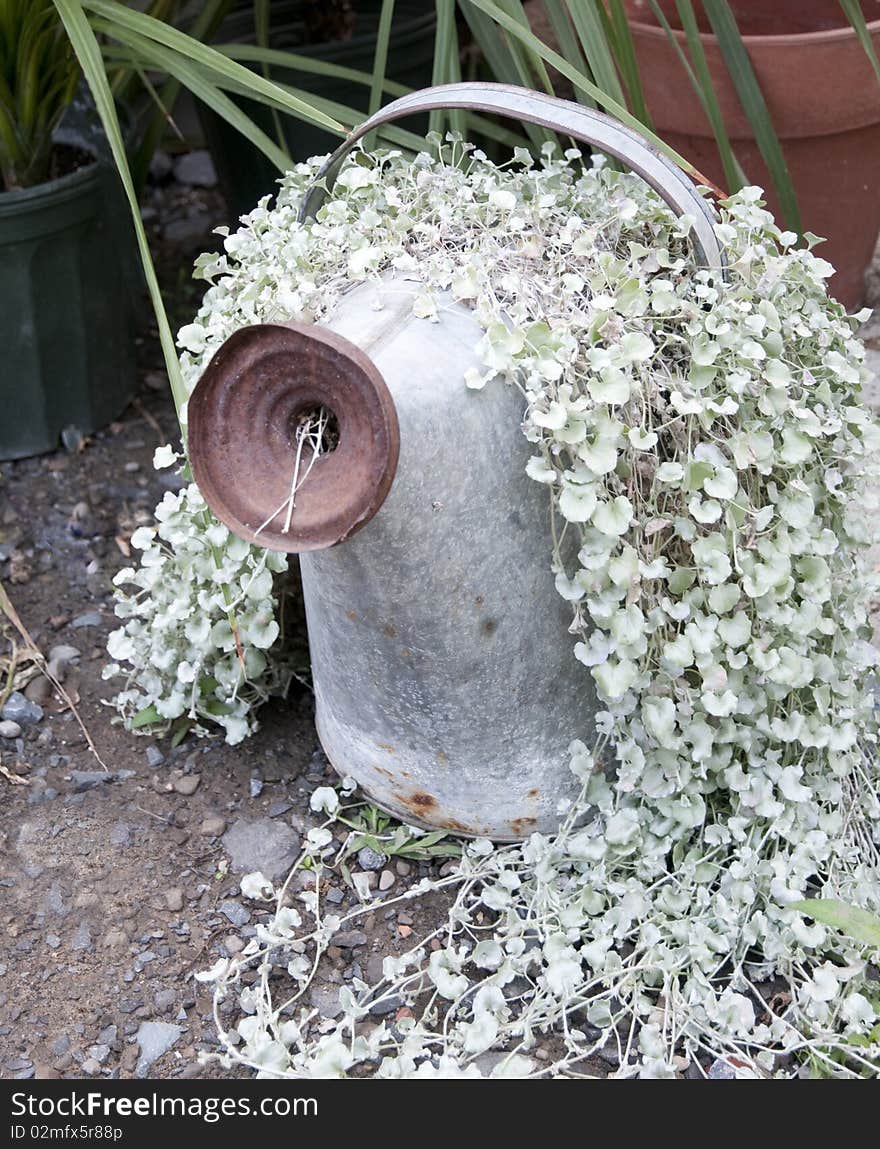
[0,169,464,1082]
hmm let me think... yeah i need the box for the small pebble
[199,815,226,837]
[395,860,411,877]
[0,720,22,739]
[218,900,250,928]
[172,774,200,796]
[708,1058,738,1080]
[24,676,52,704]
[146,746,165,767]
[332,929,368,949]
[164,888,184,913]
[1,691,43,727]
[378,870,395,891]
[249,773,264,799]
[71,611,102,629]
[357,846,386,872]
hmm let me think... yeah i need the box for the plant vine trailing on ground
[109,139,880,1076]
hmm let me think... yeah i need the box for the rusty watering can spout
[187,323,399,553]
[186,84,726,841]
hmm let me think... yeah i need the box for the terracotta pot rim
[627,15,880,48]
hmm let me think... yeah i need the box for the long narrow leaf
[81,0,344,134]
[459,1,555,150]
[365,0,395,149]
[496,0,554,96]
[791,900,880,949]
[701,0,800,231]
[607,0,653,127]
[52,0,187,413]
[224,40,529,149]
[216,43,411,96]
[369,0,395,117]
[465,0,717,184]
[255,0,288,157]
[565,0,627,109]
[430,0,457,137]
[540,0,595,107]
[839,0,880,84]
[659,0,744,193]
[90,18,296,170]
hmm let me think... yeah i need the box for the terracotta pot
[625,1,880,307]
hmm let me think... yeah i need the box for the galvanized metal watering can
[188,84,724,841]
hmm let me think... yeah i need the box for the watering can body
[187,84,724,841]
[303,277,591,838]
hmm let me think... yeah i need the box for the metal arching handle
[299,82,725,274]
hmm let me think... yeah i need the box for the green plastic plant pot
[0,156,137,460]
[200,0,437,221]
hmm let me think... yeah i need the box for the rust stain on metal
[482,618,498,636]
[347,610,358,622]
[187,322,399,554]
[442,818,470,833]
[382,623,397,639]
[374,766,394,779]
[527,788,539,799]
[436,751,448,764]
[509,816,537,836]
[401,647,410,658]
[402,791,438,815]
[376,743,395,754]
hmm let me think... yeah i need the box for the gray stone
[199,815,226,837]
[378,870,395,891]
[0,720,22,739]
[221,818,301,880]
[331,929,368,949]
[24,676,51,704]
[368,994,403,1018]
[173,150,216,188]
[89,1044,110,1064]
[154,988,176,1013]
[69,771,109,792]
[357,846,386,872]
[71,611,102,629]
[708,1058,738,1080]
[249,773,264,798]
[46,934,61,950]
[326,887,345,905]
[309,986,343,1019]
[149,149,173,181]
[164,888,184,913]
[80,1058,102,1076]
[146,746,165,768]
[48,644,80,666]
[267,800,293,818]
[163,212,213,246]
[172,774,200,796]
[71,922,92,951]
[218,900,251,928]
[2,692,42,726]
[135,1021,181,1077]
[110,822,131,847]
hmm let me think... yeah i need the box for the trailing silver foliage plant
[118,139,880,1076]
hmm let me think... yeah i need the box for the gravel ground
[1,164,878,1081]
